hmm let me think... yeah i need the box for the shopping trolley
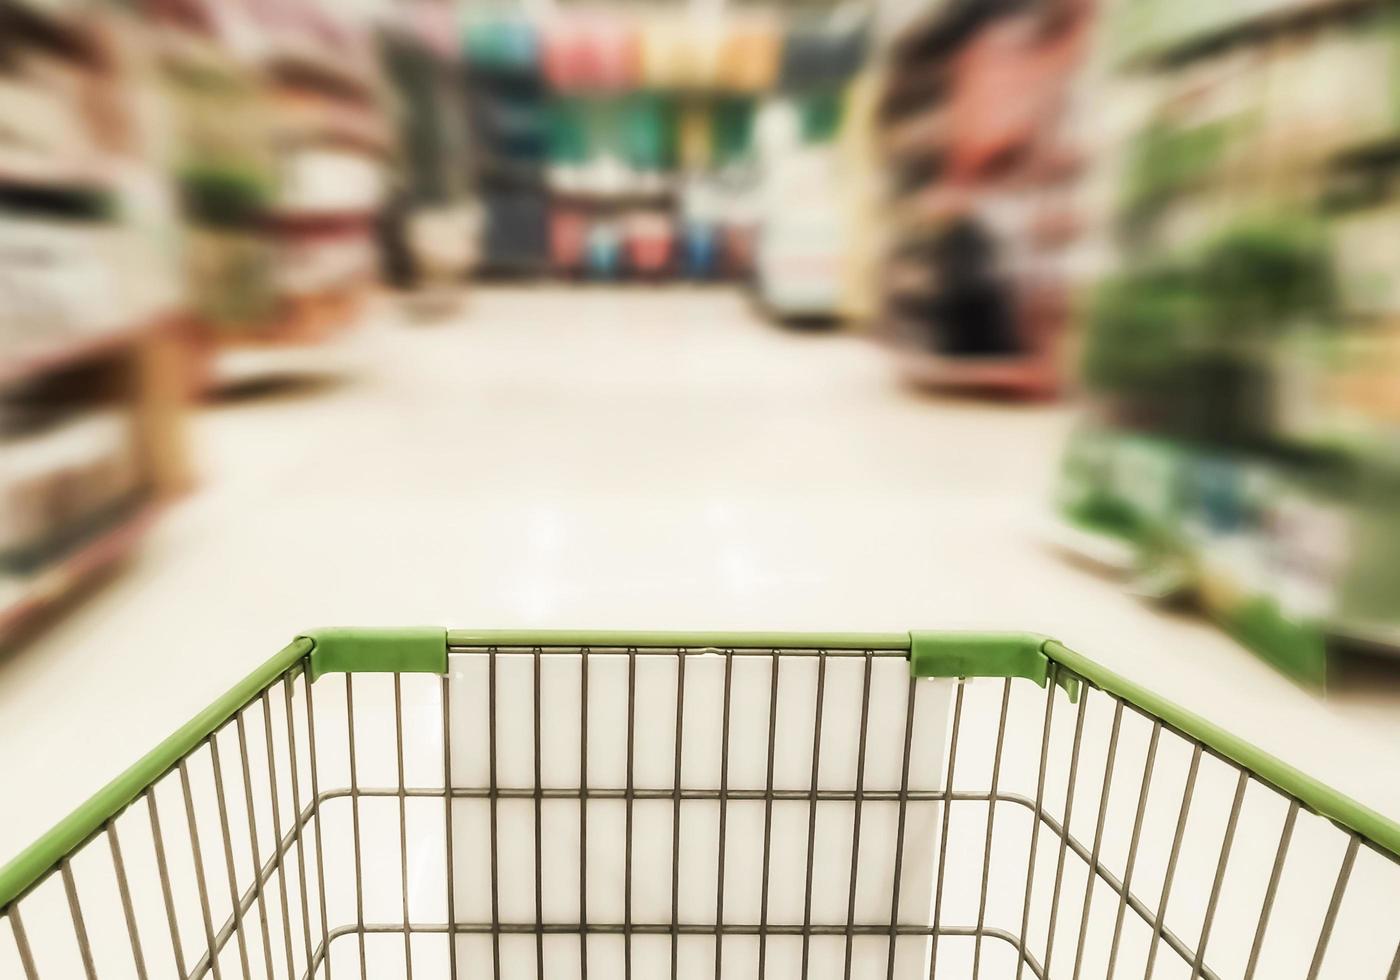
[2,629,1398,980]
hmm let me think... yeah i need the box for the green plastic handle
[302,627,447,681]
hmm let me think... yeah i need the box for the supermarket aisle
[1,286,1397,864]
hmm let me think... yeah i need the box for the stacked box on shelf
[1062,0,1400,683]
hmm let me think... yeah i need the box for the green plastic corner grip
[909,631,1080,699]
[300,627,447,682]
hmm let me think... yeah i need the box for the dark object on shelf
[779,25,868,91]
[921,219,1022,356]
[378,28,470,207]
[377,193,417,289]
[479,187,550,272]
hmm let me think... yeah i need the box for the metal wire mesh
[3,643,1399,979]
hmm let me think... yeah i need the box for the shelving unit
[139,0,392,393]
[874,0,1095,398]
[0,499,165,643]
[459,12,865,289]
[1059,0,1400,685]
[1,2,191,643]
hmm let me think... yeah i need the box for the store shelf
[0,0,102,66]
[881,107,948,161]
[0,147,111,196]
[1120,0,1381,70]
[891,342,1059,399]
[263,37,381,104]
[0,501,162,646]
[547,187,676,209]
[0,318,174,390]
[265,210,379,236]
[271,102,395,156]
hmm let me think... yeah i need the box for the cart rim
[1,627,1397,913]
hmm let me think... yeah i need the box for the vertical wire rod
[712,650,735,980]
[537,650,549,980]
[972,680,1015,980]
[207,736,252,979]
[622,648,636,980]
[1142,743,1203,980]
[109,821,151,980]
[1189,770,1249,980]
[1042,688,1091,977]
[1014,667,1061,980]
[928,679,968,980]
[1305,836,1360,980]
[842,652,876,980]
[60,859,98,980]
[884,677,920,980]
[281,676,316,976]
[302,670,333,980]
[1241,799,1298,980]
[440,672,458,980]
[7,906,39,980]
[799,651,829,980]
[179,759,225,980]
[487,649,502,980]
[147,786,188,978]
[1069,700,1124,980]
[394,675,414,980]
[235,713,276,979]
[757,651,782,980]
[668,650,684,980]
[1104,720,1161,980]
[344,677,367,980]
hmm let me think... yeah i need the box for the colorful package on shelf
[618,94,676,171]
[715,16,782,93]
[475,93,552,162]
[677,102,714,170]
[680,222,720,279]
[639,17,721,89]
[622,210,674,275]
[585,220,622,278]
[464,17,540,75]
[711,97,757,166]
[945,4,1092,181]
[721,221,757,277]
[543,16,639,92]
[549,209,589,272]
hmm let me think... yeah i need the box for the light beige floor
[1,285,1397,868]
